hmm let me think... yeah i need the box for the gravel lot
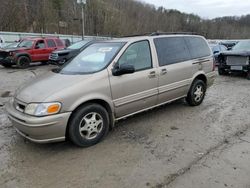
[0,65,250,188]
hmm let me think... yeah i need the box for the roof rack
[150,31,197,36]
[119,31,197,38]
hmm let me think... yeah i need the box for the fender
[68,94,115,129]
[69,93,114,114]
[190,71,207,86]
[15,52,32,61]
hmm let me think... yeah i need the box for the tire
[68,103,110,147]
[246,72,250,80]
[41,61,48,65]
[186,79,206,106]
[1,63,12,68]
[218,67,228,75]
[17,56,30,69]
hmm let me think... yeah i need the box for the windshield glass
[68,40,90,50]
[18,40,34,48]
[232,41,250,51]
[59,42,124,74]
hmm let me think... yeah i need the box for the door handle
[148,71,156,78]
[161,68,167,75]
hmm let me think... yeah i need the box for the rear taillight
[212,57,216,71]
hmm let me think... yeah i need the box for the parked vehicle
[0,36,5,48]
[218,40,250,79]
[49,40,92,65]
[2,42,19,49]
[6,33,215,147]
[0,37,65,68]
[219,41,238,50]
[210,44,227,65]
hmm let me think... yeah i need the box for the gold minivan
[6,34,216,147]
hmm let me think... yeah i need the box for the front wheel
[186,79,206,106]
[17,56,30,69]
[68,103,110,147]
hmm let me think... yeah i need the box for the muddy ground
[0,65,250,188]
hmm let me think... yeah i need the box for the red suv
[0,37,65,68]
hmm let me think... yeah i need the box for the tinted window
[118,41,152,71]
[47,39,56,48]
[55,39,64,47]
[154,37,190,66]
[185,36,211,59]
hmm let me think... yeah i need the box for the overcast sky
[141,0,250,19]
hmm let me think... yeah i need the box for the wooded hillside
[0,0,249,39]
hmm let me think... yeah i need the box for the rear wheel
[17,56,30,69]
[186,79,206,106]
[68,103,110,147]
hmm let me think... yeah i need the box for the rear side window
[55,39,64,47]
[185,36,211,59]
[154,37,190,66]
[47,39,56,48]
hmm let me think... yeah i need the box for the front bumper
[5,102,71,143]
[0,57,16,65]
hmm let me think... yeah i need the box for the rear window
[55,39,64,47]
[185,36,211,59]
[154,37,191,66]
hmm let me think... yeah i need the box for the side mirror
[112,64,135,76]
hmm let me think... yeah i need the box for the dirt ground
[0,64,250,188]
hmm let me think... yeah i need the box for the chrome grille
[226,56,249,66]
[49,53,59,60]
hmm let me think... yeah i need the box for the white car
[0,36,5,48]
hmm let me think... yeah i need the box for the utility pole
[77,0,86,40]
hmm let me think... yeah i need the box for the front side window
[117,41,152,71]
[35,40,45,49]
[59,42,124,74]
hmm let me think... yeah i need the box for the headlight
[25,102,61,116]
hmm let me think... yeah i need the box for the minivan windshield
[232,41,250,51]
[67,40,90,50]
[59,42,124,74]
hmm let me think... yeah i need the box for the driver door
[31,40,47,62]
[109,40,158,118]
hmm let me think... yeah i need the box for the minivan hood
[16,71,91,103]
